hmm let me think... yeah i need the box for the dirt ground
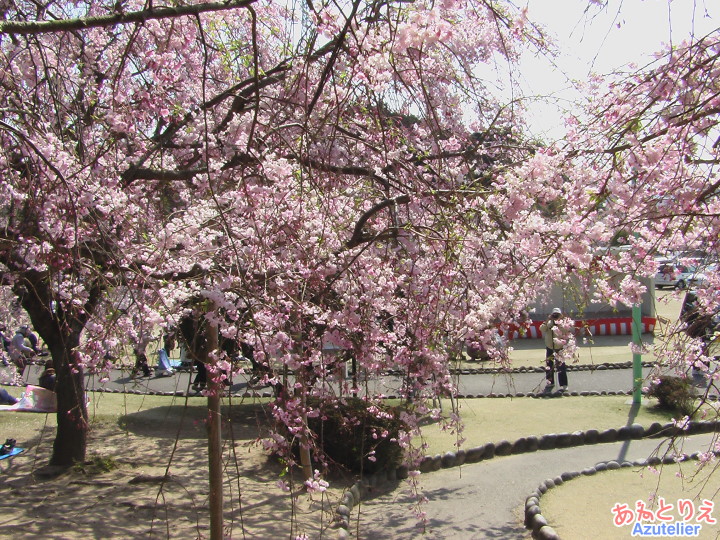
[0,394,351,539]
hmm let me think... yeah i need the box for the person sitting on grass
[38,359,56,391]
[0,388,18,405]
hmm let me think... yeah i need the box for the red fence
[509,317,657,339]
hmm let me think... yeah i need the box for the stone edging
[332,420,720,538]
[85,388,720,403]
[524,449,720,539]
[25,359,653,376]
[394,361,657,377]
[91,387,641,399]
[23,385,718,405]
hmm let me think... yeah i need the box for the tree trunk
[49,340,88,466]
[205,306,223,540]
[298,376,313,482]
[15,272,97,467]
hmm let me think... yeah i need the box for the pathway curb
[524,449,720,539]
[332,420,720,538]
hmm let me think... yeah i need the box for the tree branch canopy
[347,195,411,248]
[0,0,258,34]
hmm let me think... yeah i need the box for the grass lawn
[416,396,684,455]
[542,463,720,539]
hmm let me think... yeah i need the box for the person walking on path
[540,308,568,391]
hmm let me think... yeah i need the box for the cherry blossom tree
[0,1,215,463]
[562,31,720,407]
[0,0,551,467]
[2,1,719,530]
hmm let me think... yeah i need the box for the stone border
[10,384,717,404]
[23,358,655,376]
[393,360,657,377]
[72,387,698,402]
[332,420,720,538]
[524,450,720,539]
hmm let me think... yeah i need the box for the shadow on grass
[616,401,641,463]
[118,401,273,442]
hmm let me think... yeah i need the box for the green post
[632,303,643,404]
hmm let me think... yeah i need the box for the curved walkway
[350,434,719,539]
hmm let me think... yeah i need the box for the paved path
[16,360,717,401]
[10,362,666,397]
[353,434,720,539]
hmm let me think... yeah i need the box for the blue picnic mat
[0,447,24,460]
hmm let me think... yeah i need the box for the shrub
[647,376,696,417]
[306,398,408,474]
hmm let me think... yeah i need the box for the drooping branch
[305,0,361,117]
[125,40,339,176]
[0,0,258,35]
[566,105,720,159]
[605,107,720,155]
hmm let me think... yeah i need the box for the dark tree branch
[0,0,258,34]
[306,0,360,116]
[290,154,391,188]
[124,40,339,178]
[346,194,410,248]
[121,167,207,185]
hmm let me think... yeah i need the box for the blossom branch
[346,195,411,248]
[0,0,258,35]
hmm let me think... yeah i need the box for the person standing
[0,325,10,367]
[191,357,207,393]
[540,308,568,391]
[132,329,152,378]
[243,342,271,388]
[0,325,11,352]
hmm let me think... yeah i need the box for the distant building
[514,275,656,339]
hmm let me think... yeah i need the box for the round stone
[441,452,457,468]
[537,525,560,539]
[495,440,512,456]
[531,513,549,532]
[482,443,496,460]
